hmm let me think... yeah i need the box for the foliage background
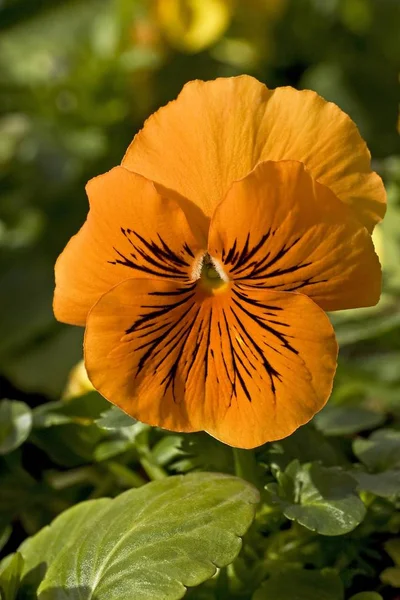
[0,0,399,599]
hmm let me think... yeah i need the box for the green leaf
[265,460,366,535]
[262,424,346,470]
[32,392,109,428]
[95,405,137,430]
[19,473,259,599]
[0,552,24,600]
[0,400,32,455]
[167,433,234,474]
[252,568,344,600]
[384,538,400,565]
[351,469,400,497]
[333,311,400,346]
[314,405,384,436]
[353,429,400,472]
[30,393,109,467]
[19,499,106,597]
[0,457,37,522]
[349,593,383,600]
[380,566,400,587]
[0,526,12,553]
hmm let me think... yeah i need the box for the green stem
[232,447,261,489]
[139,456,168,481]
[106,462,147,487]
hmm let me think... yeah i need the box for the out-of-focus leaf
[380,567,400,587]
[0,526,12,553]
[265,460,366,535]
[30,423,104,467]
[2,326,84,398]
[263,423,347,470]
[0,552,24,600]
[95,405,137,430]
[30,392,108,466]
[314,405,384,436]
[333,311,400,346]
[353,430,400,472]
[0,399,32,455]
[32,392,109,428]
[378,540,400,589]
[349,593,383,600]
[167,433,234,474]
[385,539,400,565]
[19,473,258,600]
[252,568,344,600]
[352,469,400,497]
[93,438,133,462]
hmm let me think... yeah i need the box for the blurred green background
[0,0,399,404]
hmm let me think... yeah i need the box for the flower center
[198,253,229,293]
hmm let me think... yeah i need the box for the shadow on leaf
[39,587,98,600]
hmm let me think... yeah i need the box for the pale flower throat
[192,252,229,292]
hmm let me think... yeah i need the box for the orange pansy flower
[54,76,385,449]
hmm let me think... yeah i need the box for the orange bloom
[54,76,385,449]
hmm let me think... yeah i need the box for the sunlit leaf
[0,552,24,600]
[18,473,258,599]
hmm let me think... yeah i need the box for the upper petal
[54,166,202,326]
[122,75,385,232]
[208,161,382,312]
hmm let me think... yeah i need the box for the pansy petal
[205,285,338,448]
[85,278,207,433]
[122,75,385,231]
[54,166,201,326]
[209,161,381,312]
[84,277,337,449]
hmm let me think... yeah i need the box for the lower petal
[84,279,337,448]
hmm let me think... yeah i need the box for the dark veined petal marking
[108,228,195,279]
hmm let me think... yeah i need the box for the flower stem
[232,447,262,490]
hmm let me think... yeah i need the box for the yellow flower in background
[54,76,385,448]
[155,0,233,53]
[63,359,94,400]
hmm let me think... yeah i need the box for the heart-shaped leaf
[265,460,366,535]
[19,473,259,600]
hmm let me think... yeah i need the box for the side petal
[122,75,385,231]
[54,166,202,326]
[84,278,337,449]
[208,161,382,312]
